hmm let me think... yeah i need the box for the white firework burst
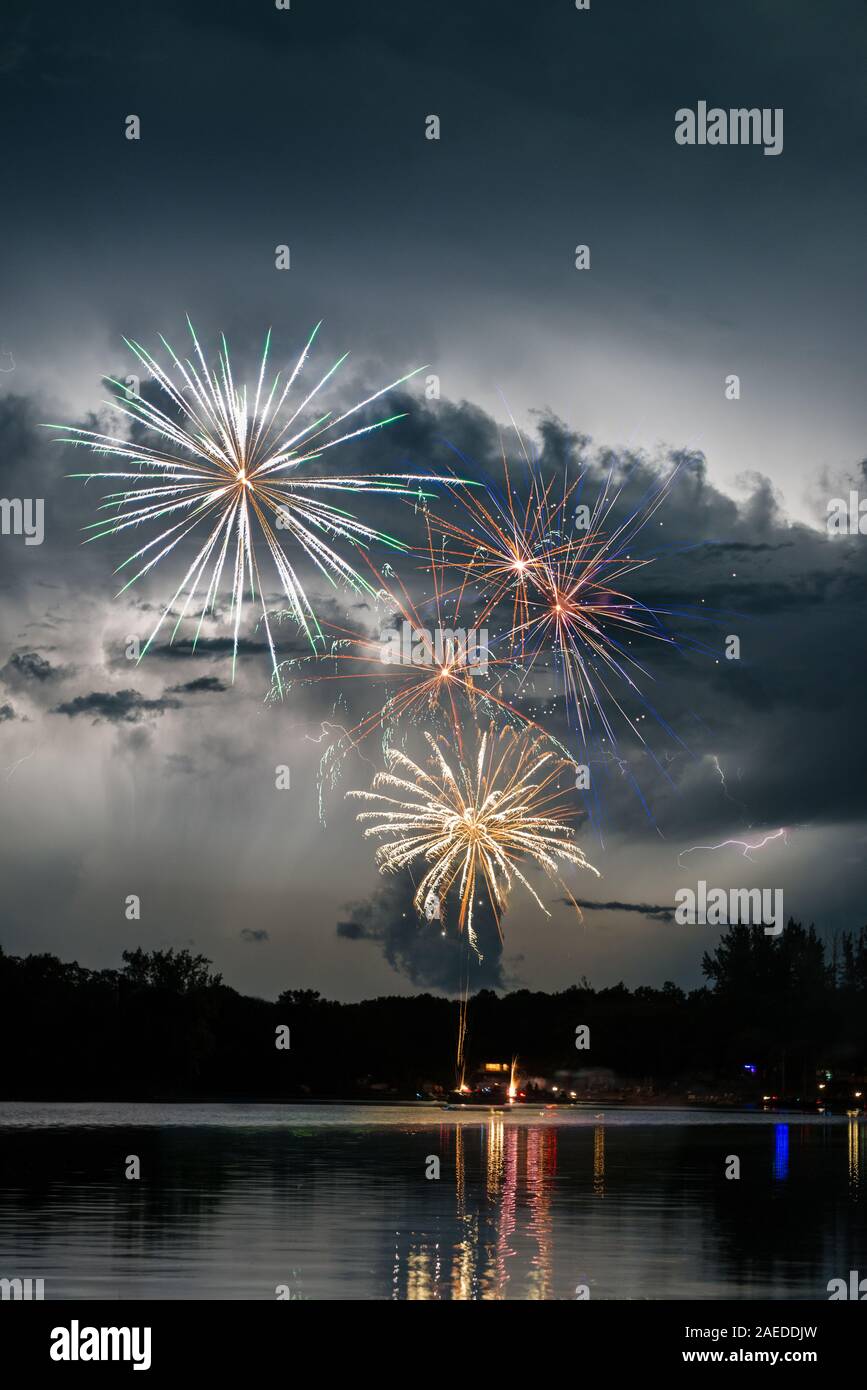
[50,320,446,689]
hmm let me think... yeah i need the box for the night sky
[1,0,866,1002]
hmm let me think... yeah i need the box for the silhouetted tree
[1,922,863,1100]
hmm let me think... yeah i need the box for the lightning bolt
[711,753,749,815]
[678,827,788,867]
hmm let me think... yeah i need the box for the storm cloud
[570,899,677,925]
[51,688,181,725]
[337,875,506,993]
[167,676,229,695]
[1,651,65,685]
[1,0,865,1001]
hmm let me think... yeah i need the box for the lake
[0,1103,863,1300]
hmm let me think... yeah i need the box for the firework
[280,583,505,757]
[429,439,687,747]
[512,459,689,748]
[347,723,598,958]
[426,439,578,642]
[285,558,528,752]
[272,524,576,820]
[50,320,449,688]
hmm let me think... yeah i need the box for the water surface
[0,1103,863,1299]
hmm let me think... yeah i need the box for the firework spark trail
[420,436,731,844]
[347,722,599,958]
[424,436,715,769]
[677,827,788,867]
[304,720,378,771]
[507,464,685,747]
[310,598,520,745]
[349,721,598,1088]
[270,534,579,819]
[3,746,37,780]
[427,436,577,643]
[48,321,455,689]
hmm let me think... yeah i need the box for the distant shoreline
[0,1095,842,1114]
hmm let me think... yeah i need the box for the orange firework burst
[426,436,684,745]
[270,531,577,820]
[288,566,513,758]
[424,440,579,646]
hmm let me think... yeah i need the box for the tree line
[1,920,866,1100]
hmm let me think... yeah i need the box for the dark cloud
[51,688,181,725]
[293,397,867,843]
[1,651,64,685]
[10,364,866,854]
[570,899,676,925]
[0,0,865,1004]
[0,703,16,722]
[147,637,270,660]
[337,874,506,992]
[166,676,228,694]
[240,928,269,944]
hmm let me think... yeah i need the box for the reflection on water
[593,1123,605,1199]
[773,1124,789,1182]
[0,1104,865,1300]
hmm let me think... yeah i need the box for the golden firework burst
[347,723,599,957]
